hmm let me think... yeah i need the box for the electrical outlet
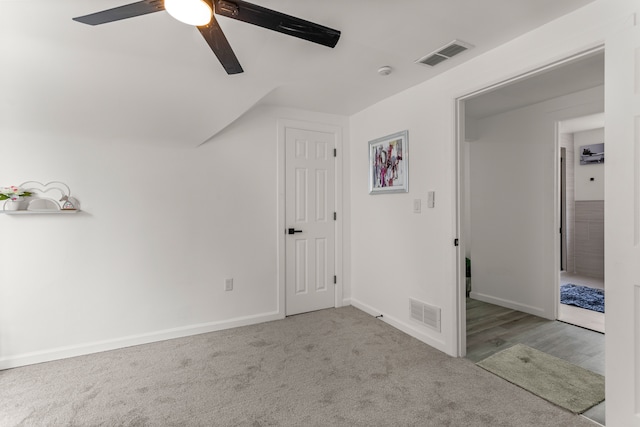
[225,278,233,291]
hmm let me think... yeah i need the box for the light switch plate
[413,199,421,213]
[427,191,435,208]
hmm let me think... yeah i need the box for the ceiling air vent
[415,40,473,67]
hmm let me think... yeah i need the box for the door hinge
[334,275,337,284]
[334,212,337,221]
[333,148,337,157]
[454,238,459,247]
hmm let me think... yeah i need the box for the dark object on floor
[560,284,604,313]
[465,257,471,297]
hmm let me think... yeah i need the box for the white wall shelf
[1,210,80,215]
[1,181,81,214]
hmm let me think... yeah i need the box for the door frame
[560,146,567,272]
[277,119,344,316]
[454,46,604,357]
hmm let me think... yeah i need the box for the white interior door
[605,11,640,426]
[285,127,336,315]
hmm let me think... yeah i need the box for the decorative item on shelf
[1,181,81,214]
[0,185,32,211]
[3,200,21,211]
[60,195,80,210]
[27,199,60,211]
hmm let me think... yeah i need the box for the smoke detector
[378,66,393,76]
[415,40,473,67]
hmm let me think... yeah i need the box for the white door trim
[277,118,344,316]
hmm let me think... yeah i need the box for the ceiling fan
[72,0,341,75]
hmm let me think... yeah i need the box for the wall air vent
[415,40,473,67]
[410,298,441,332]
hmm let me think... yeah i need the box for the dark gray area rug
[477,343,605,414]
[0,308,597,426]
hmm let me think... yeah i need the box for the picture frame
[579,142,604,165]
[369,130,409,194]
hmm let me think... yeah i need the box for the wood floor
[466,298,605,425]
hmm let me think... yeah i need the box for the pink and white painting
[369,130,408,194]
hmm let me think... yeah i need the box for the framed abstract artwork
[369,130,408,194]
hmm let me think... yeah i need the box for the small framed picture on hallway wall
[579,142,605,165]
[369,130,409,194]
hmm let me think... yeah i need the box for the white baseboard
[469,291,548,318]
[0,311,284,370]
[350,298,448,355]
[342,297,352,306]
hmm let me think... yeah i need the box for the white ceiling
[465,50,604,120]
[1,0,596,146]
[560,113,604,133]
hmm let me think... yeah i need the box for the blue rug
[560,284,604,313]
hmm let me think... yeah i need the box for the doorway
[557,116,605,333]
[456,48,606,423]
[457,47,604,351]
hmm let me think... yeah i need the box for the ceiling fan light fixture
[165,0,213,26]
[73,0,341,75]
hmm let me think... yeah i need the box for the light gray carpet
[476,343,605,414]
[0,307,597,426]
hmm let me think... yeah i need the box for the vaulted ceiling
[1,0,596,146]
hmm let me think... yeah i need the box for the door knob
[288,228,303,235]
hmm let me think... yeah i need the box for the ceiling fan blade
[72,0,164,26]
[198,15,244,75]
[213,0,340,48]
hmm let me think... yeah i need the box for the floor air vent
[410,298,441,332]
[415,40,473,67]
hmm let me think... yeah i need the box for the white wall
[574,128,605,200]
[0,105,348,368]
[467,87,603,318]
[350,100,454,352]
[349,0,629,357]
